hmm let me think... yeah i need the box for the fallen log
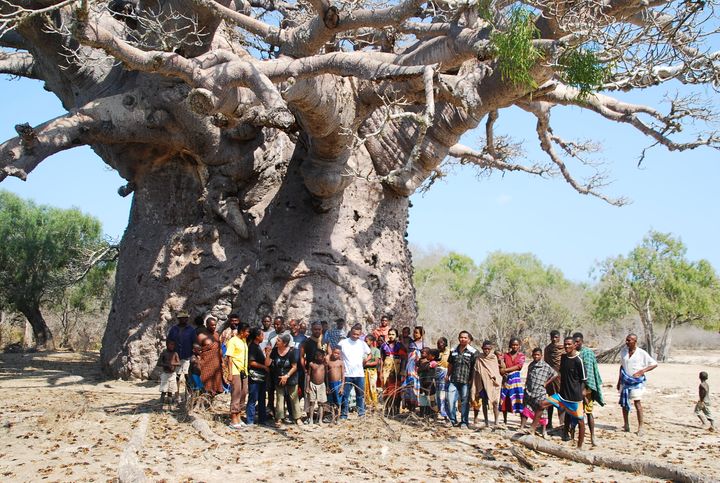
[455,451,531,482]
[118,413,149,483]
[189,412,230,445]
[511,446,537,471]
[511,434,710,483]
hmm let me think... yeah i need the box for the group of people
[157,311,690,448]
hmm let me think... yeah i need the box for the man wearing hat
[167,310,196,403]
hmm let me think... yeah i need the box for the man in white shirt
[338,324,371,419]
[259,314,274,351]
[269,316,295,349]
[616,333,658,435]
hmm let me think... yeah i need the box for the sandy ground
[0,351,718,482]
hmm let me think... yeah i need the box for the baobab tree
[0,0,718,377]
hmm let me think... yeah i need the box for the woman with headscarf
[198,315,224,395]
[380,328,406,414]
[499,337,526,424]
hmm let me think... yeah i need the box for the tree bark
[655,319,675,362]
[100,130,417,379]
[639,300,656,357]
[19,305,54,350]
[23,320,33,350]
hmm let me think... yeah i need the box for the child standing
[364,334,381,410]
[189,343,204,391]
[307,349,328,425]
[520,348,558,437]
[158,339,180,404]
[327,347,345,423]
[696,371,715,432]
[418,348,438,417]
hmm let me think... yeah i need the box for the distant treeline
[412,230,720,361]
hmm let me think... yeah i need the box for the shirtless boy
[327,347,345,423]
[307,349,328,425]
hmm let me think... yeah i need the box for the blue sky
[1,77,718,282]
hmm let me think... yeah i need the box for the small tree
[469,252,575,345]
[0,191,116,348]
[414,251,479,338]
[593,231,720,360]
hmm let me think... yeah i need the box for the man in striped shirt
[529,336,587,448]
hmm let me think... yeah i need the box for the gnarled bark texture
[100,131,416,379]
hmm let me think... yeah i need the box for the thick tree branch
[1,88,261,182]
[191,0,286,45]
[0,30,27,49]
[283,0,425,56]
[0,50,38,78]
[259,52,429,82]
[0,112,97,182]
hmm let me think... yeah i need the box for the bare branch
[521,100,629,206]
[190,0,286,45]
[285,0,425,56]
[259,52,430,83]
[538,84,720,156]
[0,0,76,39]
[447,143,550,176]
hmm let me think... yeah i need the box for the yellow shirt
[226,336,248,375]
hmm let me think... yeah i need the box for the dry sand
[0,350,718,482]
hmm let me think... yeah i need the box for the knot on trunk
[187,88,218,116]
[15,123,37,151]
[323,6,340,29]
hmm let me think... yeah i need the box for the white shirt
[338,338,371,378]
[260,329,275,351]
[620,346,657,376]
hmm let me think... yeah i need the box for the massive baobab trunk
[2,0,717,378]
[100,132,416,378]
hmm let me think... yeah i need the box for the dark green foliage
[0,190,112,346]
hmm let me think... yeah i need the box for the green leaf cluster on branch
[559,49,612,99]
[490,7,542,90]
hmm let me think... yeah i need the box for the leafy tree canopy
[593,230,720,359]
[0,190,115,347]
